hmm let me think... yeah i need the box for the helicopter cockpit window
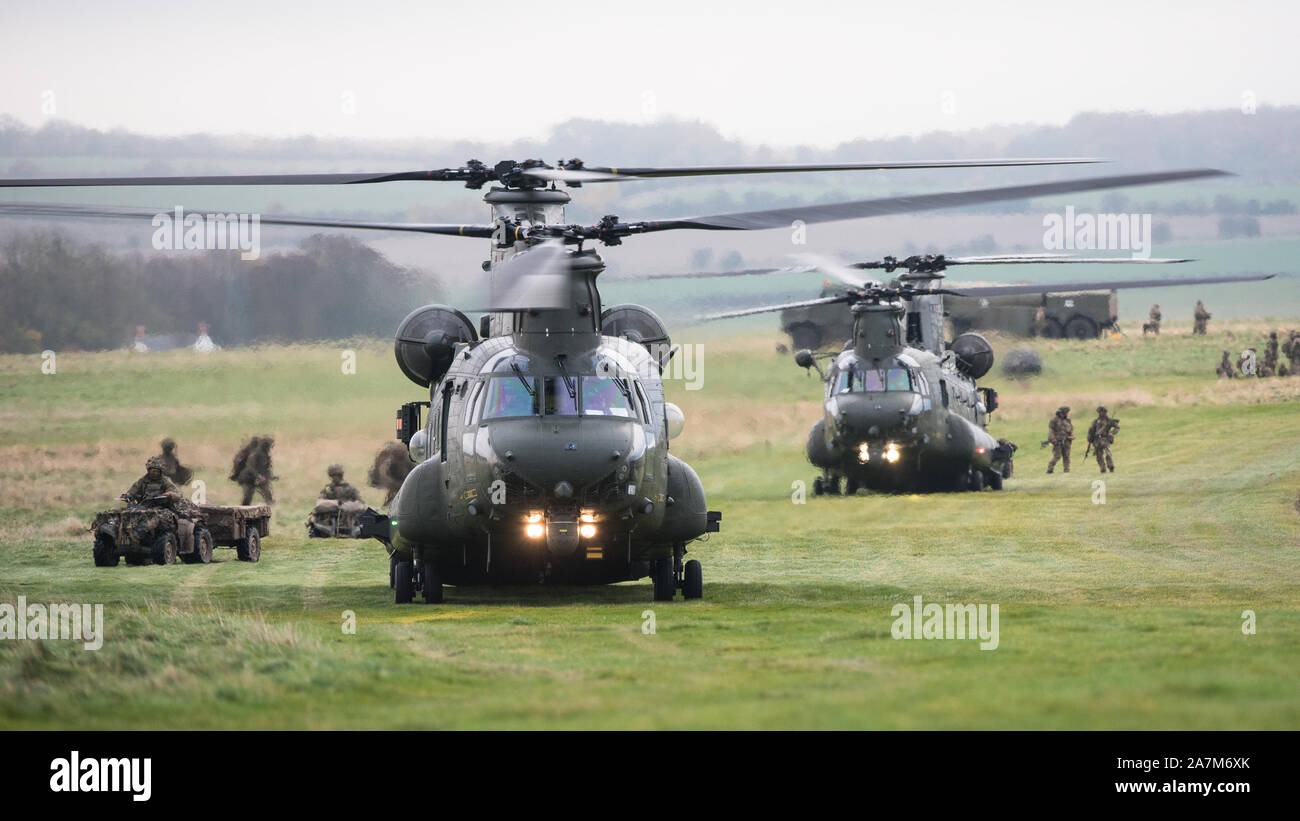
[542,377,579,416]
[582,376,634,418]
[481,376,537,419]
[836,367,914,393]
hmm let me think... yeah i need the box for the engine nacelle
[394,305,477,388]
[950,332,995,379]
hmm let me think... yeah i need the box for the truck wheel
[152,532,178,565]
[92,535,119,567]
[182,527,214,564]
[1065,315,1099,339]
[394,561,414,604]
[423,561,443,604]
[237,529,261,562]
[789,323,823,351]
[683,559,703,600]
[1041,318,1065,338]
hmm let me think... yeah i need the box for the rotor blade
[639,169,1230,232]
[489,240,573,311]
[521,167,634,184]
[577,158,1103,180]
[792,252,876,289]
[697,295,850,322]
[0,202,495,237]
[945,272,1278,298]
[943,254,1193,265]
[0,169,486,188]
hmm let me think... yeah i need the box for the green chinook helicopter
[702,253,1275,494]
[0,159,1234,600]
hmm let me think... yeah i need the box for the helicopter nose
[488,417,640,494]
[835,392,921,434]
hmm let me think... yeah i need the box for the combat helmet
[146,455,166,472]
[328,463,344,478]
[161,437,176,451]
[1097,405,1108,414]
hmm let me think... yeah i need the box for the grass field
[1,323,1298,729]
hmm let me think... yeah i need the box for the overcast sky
[1,0,1297,147]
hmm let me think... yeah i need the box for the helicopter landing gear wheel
[813,476,825,496]
[652,558,675,602]
[683,560,703,600]
[969,469,985,492]
[422,559,443,604]
[987,470,1003,491]
[394,560,413,604]
[389,552,397,589]
[844,477,859,495]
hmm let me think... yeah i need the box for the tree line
[0,230,442,353]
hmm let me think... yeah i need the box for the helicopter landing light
[857,443,870,463]
[883,443,901,463]
[579,524,596,539]
[525,523,544,539]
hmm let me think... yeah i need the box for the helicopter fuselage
[392,327,712,585]
[804,300,1005,493]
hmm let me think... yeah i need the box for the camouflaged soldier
[157,437,193,485]
[123,456,183,504]
[1215,350,1237,379]
[1264,331,1280,375]
[368,440,413,506]
[1087,406,1120,473]
[236,435,275,505]
[319,464,361,503]
[1047,406,1073,474]
[1193,300,1211,335]
[1284,331,1300,372]
[1143,304,1161,336]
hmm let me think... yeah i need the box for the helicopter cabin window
[464,380,484,425]
[582,376,634,418]
[481,376,537,419]
[835,366,913,393]
[633,381,652,424]
[439,384,452,462]
[542,376,579,416]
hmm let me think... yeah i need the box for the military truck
[90,499,269,566]
[781,283,1117,348]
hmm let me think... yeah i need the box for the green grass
[1,325,1297,729]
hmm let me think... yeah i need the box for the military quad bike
[90,498,270,566]
[306,498,367,539]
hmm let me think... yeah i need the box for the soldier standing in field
[1032,305,1049,338]
[369,440,414,506]
[1046,406,1073,474]
[1215,350,1237,378]
[235,435,276,505]
[1143,304,1161,336]
[157,437,193,485]
[1087,406,1120,473]
[1263,331,1280,375]
[1193,300,1211,335]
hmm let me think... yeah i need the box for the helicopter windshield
[482,376,536,419]
[582,376,634,417]
[836,366,914,393]
[542,377,579,416]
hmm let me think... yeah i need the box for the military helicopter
[0,159,1233,600]
[701,252,1276,494]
